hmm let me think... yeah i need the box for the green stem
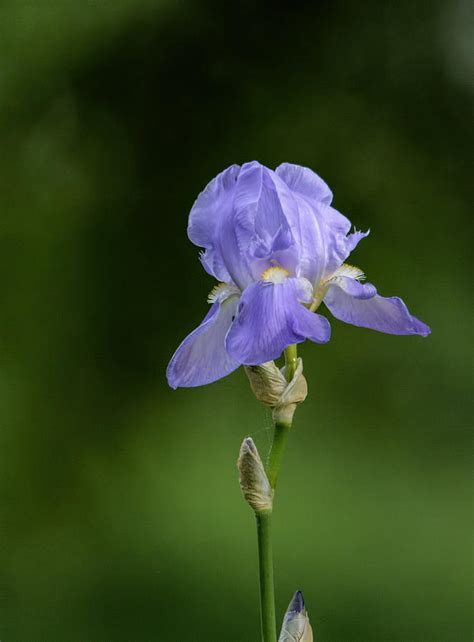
[256,510,277,642]
[265,345,297,489]
[266,420,291,490]
[254,345,298,641]
[284,344,298,382]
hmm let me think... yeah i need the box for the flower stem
[284,344,298,382]
[266,420,291,490]
[255,345,298,642]
[266,345,297,489]
[256,509,277,642]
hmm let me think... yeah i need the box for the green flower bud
[278,591,313,642]
[237,437,273,513]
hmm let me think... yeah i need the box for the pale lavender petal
[166,295,240,388]
[324,278,431,336]
[248,169,294,259]
[253,171,292,245]
[216,162,269,289]
[329,275,377,299]
[226,278,331,365]
[276,162,333,205]
[271,166,326,284]
[283,190,327,284]
[276,163,369,280]
[323,207,369,277]
[187,164,240,282]
[346,229,369,254]
[229,162,298,283]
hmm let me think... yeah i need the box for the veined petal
[166,294,240,388]
[216,162,267,289]
[324,278,431,336]
[229,162,298,283]
[276,162,369,282]
[226,278,331,365]
[323,209,369,278]
[275,163,329,284]
[233,161,291,241]
[276,162,333,205]
[187,164,240,282]
[328,274,377,299]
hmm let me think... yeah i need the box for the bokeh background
[1,1,472,640]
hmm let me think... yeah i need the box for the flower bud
[278,590,313,642]
[245,358,308,424]
[237,437,273,513]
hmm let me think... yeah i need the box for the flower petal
[323,207,370,277]
[187,164,240,282]
[324,278,431,336]
[226,278,331,365]
[276,162,333,205]
[275,163,331,284]
[328,275,377,299]
[229,162,298,283]
[166,294,240,388]
[276,162,369,282]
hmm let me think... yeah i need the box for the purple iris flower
[167,161,430,389]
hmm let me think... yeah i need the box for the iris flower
[167,161,430,388]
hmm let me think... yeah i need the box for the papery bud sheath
[245,357,308,424]
[278,590,313,642]
[237,437,273,513]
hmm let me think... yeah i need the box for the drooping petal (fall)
[226,277,331,365]
[327,274,377,299]
[166,294,240,388]
[324,277,431,336]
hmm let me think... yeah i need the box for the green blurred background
[0,1,472,640]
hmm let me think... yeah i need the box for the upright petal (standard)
[276,162,369,282]
[187,164,240,283]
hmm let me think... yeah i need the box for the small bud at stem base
[278,590,313,642]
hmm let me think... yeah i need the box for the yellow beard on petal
[330,263,366,281]
[207,282,240,303]
[261,266,290,284]
[309,263,365,312]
